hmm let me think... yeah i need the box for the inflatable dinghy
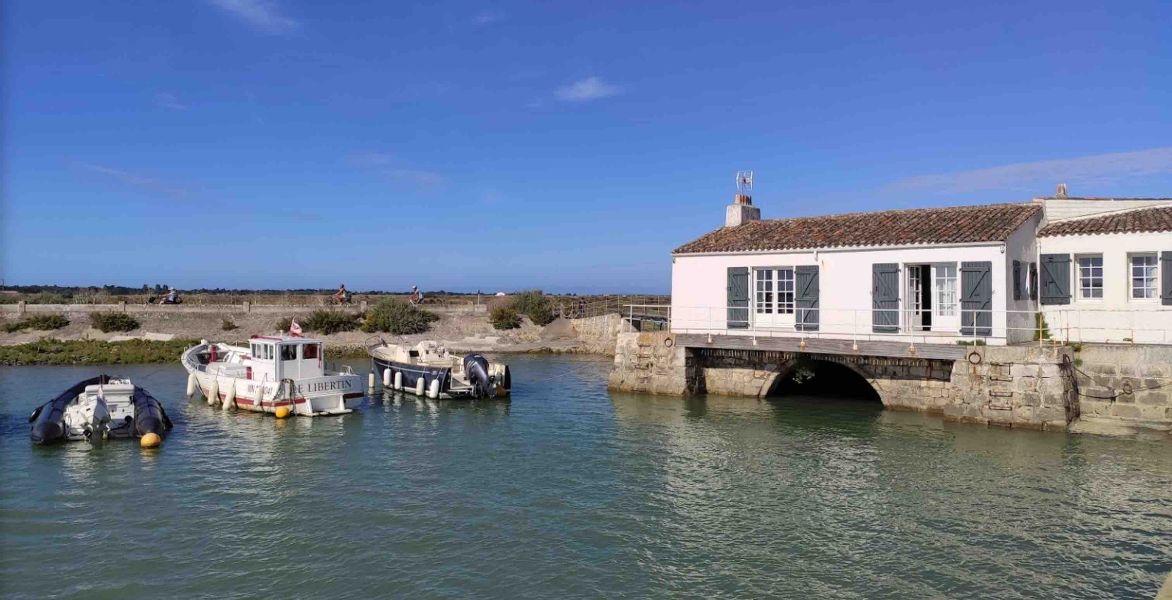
[29,375,172,446]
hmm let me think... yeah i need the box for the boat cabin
[246,336,324,381]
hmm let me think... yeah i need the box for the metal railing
[623,304,1172,346]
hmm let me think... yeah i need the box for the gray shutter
[795,265,819,331]
[960,261,993,336]
[1012,260,1022,301]
[872,263,899,333]
[1039,254,1071,305]
[727,267,749,329]
[1162,252,1172,306]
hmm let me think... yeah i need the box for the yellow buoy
[274,406,291,419]
[140,432,162,449]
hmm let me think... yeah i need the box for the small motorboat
[367,339,511,399]
[29,375,172,447]
[181,336,364,417]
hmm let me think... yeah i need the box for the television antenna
[735,170,753,195]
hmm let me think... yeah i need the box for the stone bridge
[609,330,1088,430]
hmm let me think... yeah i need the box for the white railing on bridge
[623,304,1172,346]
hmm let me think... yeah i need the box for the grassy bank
[0,338,199,365]
[0,338,374,365]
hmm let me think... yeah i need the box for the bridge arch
[758,356,885,404]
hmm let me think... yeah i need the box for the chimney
[726,170,761,227]
[1056,183,1068,198]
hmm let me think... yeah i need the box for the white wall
[1041,198,1172,223]
[1038,231,1172,344]
[671,242,1012,344]
[1004,212,1042,343]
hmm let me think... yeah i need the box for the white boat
[181,336,364,416]
[367,340,511,399]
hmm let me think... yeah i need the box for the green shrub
[3,314,70,332]
[274,316,293,332]
[90,312,140,333]
[303,309,359,334]
[511,290,556,326]
[221,318,238,331]
[490,306,522,330]
[361,298,438,334]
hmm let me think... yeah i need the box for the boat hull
[372,357,454,397]
[188,369,364,416]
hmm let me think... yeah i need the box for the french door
[754,268,795,328]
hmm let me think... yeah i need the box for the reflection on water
[1,357,1170,599]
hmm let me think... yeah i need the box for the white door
[753,268,795,328]
[932,263,960,333]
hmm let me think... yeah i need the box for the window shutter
[795,265,819,331]
[1162,252,1172,306]
[727,267,749,329]
[872,263,899,333]
[960,261,993,336]
[1039,254,1071,305]
[1012,260,1022,301]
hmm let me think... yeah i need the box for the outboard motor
[462,354,492,399]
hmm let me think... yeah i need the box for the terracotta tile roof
[674,203,1041,254]
[1038,205,1172,237]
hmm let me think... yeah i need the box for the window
[303,343,320,359]
[935,264,957,316]
[281,345,298,361]
[754,268,794,315]
[250,343,259,358]
[755,269,774,314]
[1077,255,1103,300]
[1130,254,1158,300]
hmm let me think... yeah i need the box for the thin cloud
[555,76,622,102]
[472,11,504,26]
[887,147,1172,194]
[350,153,446,190]
[206,0,299,35]
[75,162,192,201]
[154,92,187,110]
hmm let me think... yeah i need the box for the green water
[1,356,1170,599]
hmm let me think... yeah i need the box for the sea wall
[1072,344,1172,430]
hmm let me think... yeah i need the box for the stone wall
[568,314,624,355]
[609,334,1077,430]
[607,331,695,395]
[1071,344,1172,430]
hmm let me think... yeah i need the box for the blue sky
[3,0,1171,293]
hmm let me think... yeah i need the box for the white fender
[427,378,440,399]
[207,378,219,406]
[186,373,197,397]
[223,383,236,411]
[382,369,391,387]
[368,372,376,390]
[415,377,425,396]
[393,371,402,391]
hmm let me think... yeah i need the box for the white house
[1035,197,1172,344]
[669,188,1172,346]
[671,193,1043,345]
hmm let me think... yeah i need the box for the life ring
[967,350,982,365]
[664,337,674,348]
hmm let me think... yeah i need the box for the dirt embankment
[0,307,622,356]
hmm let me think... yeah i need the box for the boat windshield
[280,345,298,361]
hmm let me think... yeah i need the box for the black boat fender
[131,388,172,442]
[463,354,492,398]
